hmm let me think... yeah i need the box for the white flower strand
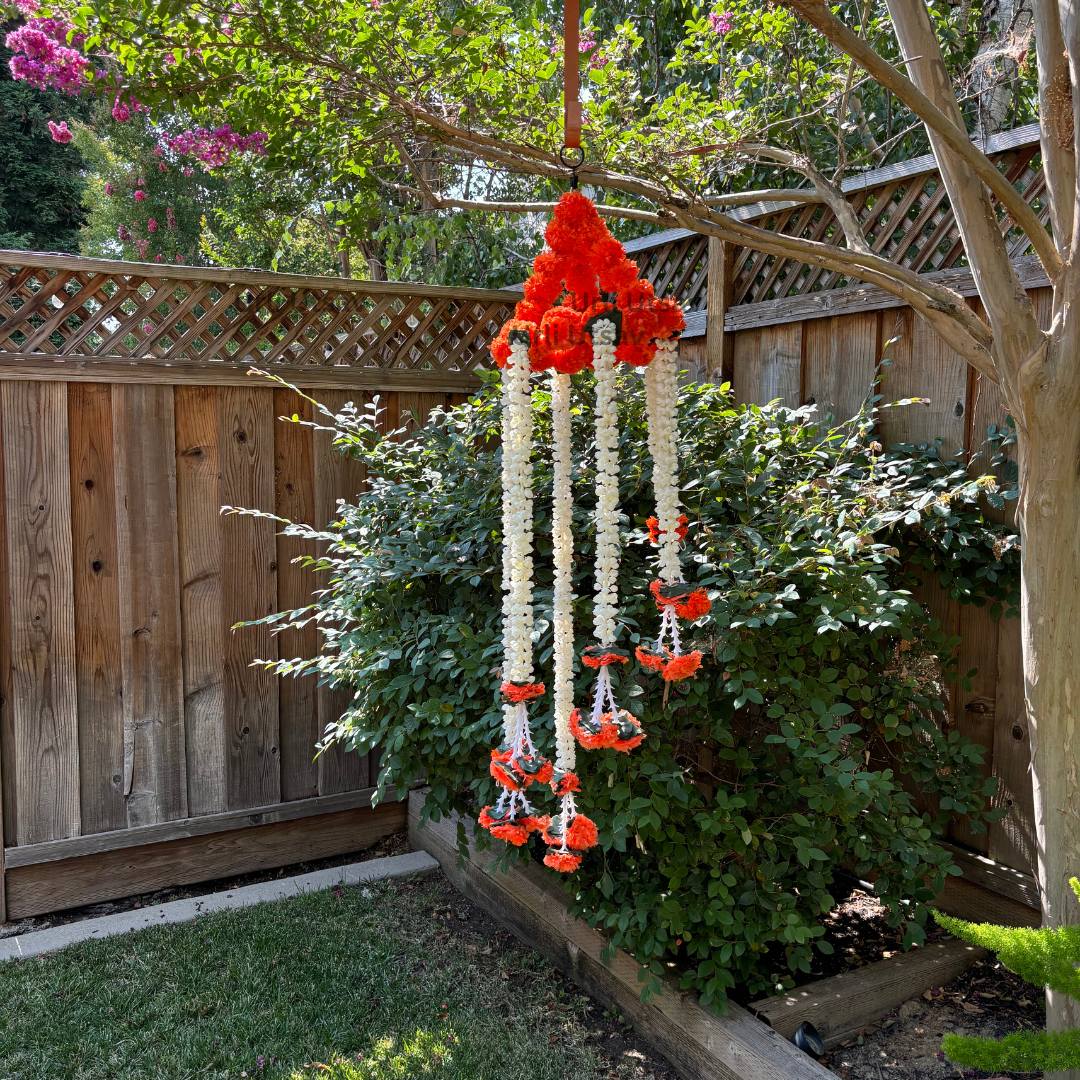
[501,338,536,685]
[645,337,682,584]
[591,319,621,646]
[550,371,576,773]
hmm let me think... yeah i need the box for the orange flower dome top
[490,191,685,373]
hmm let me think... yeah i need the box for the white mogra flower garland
[550,371,576,776]
[591,318,621,647]
[495,336,540,823]
[645,336,682,585]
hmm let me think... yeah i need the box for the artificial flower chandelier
[479,190,712,872]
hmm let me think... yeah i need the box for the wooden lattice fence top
[0,252,517,390]
[625,124,1045,313]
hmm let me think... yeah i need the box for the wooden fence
[625,126,1041,918]
[0,252,516,919]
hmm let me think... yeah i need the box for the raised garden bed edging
[408,788,834,1080]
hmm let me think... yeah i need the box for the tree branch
[782,0,1063,280]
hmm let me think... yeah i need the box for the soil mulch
[823,956,1045,1080]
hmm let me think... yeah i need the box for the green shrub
[256,372,1016,1007]
[934,879,1080,1072]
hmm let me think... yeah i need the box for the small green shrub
[256,372,1016,1007]
[934,879,1080,1072]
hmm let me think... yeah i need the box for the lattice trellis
[623,127,1048,312]
[731,142,1046,305]
[628,233,710,311]
[0,258,516,373]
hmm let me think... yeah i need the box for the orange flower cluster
[649,579,712,621]
[478,805,547,847]
[581,645,630,670]
[569,707,646,752]
[489,746,553,791]
[646,514,689,545]
[489,191,685,373]
[500,680,546,703]
[540,809,600,873]
[551,770,582,796]
[635,644,704,682]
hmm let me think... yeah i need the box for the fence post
[705,237,734,382]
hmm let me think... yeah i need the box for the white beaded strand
[550,371,576,774]
[591,319,621,647]
[645,337,682,585]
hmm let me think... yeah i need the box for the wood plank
[989,613,1036,874]
[68,383,126,835]
[112,384,187,827]
[878,307,969,457]
[313,390,368,797]
[1,381,79,845]
[0,402,8,914]
[0,357,483,393]
[732,323,802,407]
[724,255,1049,333]
[219,386,280,809]
[4,802,405,918]
[802,312,880,419]
[934,871,1040,927]
[750,939,985,1048]
[274,391,320,802]
[705,237,733,381]
[409,791,834,1080]
[5,786,399,867]
[951,601,1000,853]
[943,841,1039,911]
[174,386,228,816]
[0,386,13,858]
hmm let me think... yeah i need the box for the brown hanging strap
[563,0,582,152]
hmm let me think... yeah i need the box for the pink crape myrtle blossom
[104,181,114,196]
[111,99,130,122]
[709,10,734,34]
[46,119,72,143]
[13,0,40,14]
[161,124,268,168]
[166,206,177,230]
[147,217,158,233]
[6,17,91,95]
[134,189,147,201]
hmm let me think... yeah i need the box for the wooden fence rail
[0,255,514,919]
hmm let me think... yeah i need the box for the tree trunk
[1017,351,1080,1076]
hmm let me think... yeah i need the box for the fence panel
[0,253,514,917]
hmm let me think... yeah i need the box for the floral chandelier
[479,190,711,872]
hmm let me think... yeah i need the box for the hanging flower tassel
[572,314,646,754]
[482,329,551,842]
[637,336,710,683]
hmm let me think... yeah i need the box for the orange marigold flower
[635,644,665,672]
[646,514,689,545]
[490,318,536,368]
[512,756,554,788]
[478,805,497,830]
[662,650,703,682]
[674,588,712,621]
[650,579,691,608]
[551,771,581,796]
[569,707,617,750]
[520,814,550,835]
[565,814,599,851]
[489,822,530,846]
[500,680,545,703]
[581,644,630,669]
[543,849,583,873]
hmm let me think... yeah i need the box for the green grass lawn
[0,872,669,1080]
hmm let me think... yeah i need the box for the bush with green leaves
[934,880,1080,1071]
[257,372,1016,1007]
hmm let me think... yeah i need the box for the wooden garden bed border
[408,789,835,1080]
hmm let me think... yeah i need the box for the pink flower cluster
[47,119,72,143]
[161,124,268,168]
[709,10,734,34]
[6,17,91,95]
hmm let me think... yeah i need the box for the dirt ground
[821,953,1045,1080]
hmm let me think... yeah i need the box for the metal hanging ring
[559,145,585,169]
